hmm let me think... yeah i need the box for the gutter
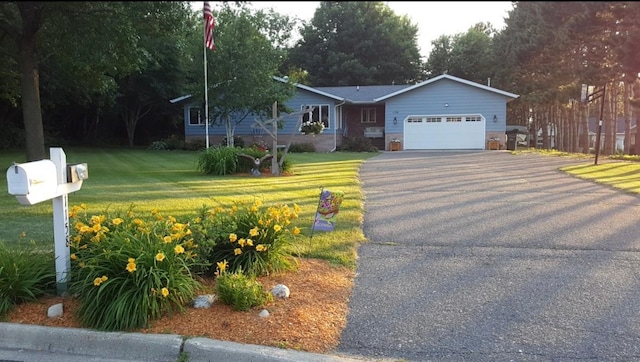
[331,101,346,152]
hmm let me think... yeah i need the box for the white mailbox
[7,160,58,196]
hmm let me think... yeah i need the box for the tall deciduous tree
[1,2,46,161]
[112,2,195,147]
[204,3,296,146]
[289,1,423,86]
[425,23,498,84]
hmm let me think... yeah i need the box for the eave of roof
[273,76,344,101]
[373,74,520,102]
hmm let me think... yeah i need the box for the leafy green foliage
[337,137,380,152]
[196,146,241,175]
[206,3,296,142]
[289,1,423,86]
[214,267,272,311]
[288,143,316,153]
[68,205,205,331]
[0,243,56,316]
[190,200,301,276]
[425,23,497,83]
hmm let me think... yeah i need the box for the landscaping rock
[47,303,64,318]
[193,294,217,308]
[271,284,290,298]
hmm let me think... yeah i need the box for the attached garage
[403,115,486,150]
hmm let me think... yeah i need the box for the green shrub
[148,135,185,151]
[184,139,206,151]
[190,200,301,276]
[214,265,271,311]
[196,146,241,175]
[68,205,205,331]
[288,143,316,153]
[337,137,379,152]
[148,140,171,150]
[0,243,56,316]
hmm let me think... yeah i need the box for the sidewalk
[0,322,377,362]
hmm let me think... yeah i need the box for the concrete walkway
[336,151,640,361]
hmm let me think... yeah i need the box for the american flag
[204,2,215,50]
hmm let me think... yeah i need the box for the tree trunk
[18,3,46,161]
[624,82,632,155]
[580,104,589,154]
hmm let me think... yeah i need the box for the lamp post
[581,84,606,165]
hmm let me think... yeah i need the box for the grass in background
[512,148,640,195]
[0,148,378,269]
[560,162,640,194]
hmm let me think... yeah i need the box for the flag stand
[309,186,325,241]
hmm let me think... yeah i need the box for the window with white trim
[446,116,462,123]
[188,107,203,125]
[466,116,482,122]
[302,104,330,127]
[361,108,376,123]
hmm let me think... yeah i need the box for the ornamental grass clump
[68,204,206,331]
[0,243,56,316]
[190,200,302,276]
[214,261,272,311]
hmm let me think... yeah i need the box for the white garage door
[403,115,485,150]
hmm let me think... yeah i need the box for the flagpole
[203,9,210,149]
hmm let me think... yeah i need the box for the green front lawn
[0,148,378,268]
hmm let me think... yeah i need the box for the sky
[246,1,515,58]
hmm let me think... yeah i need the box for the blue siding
[184,89,338,138]
[384,79,510,134]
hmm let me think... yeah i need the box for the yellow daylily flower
[174,245,185,255]
[217,260,227,273]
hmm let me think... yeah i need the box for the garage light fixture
[393,117,397,124]
[493,115,498,122]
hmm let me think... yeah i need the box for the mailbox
[7,160,58,196]
[67,163,89,183]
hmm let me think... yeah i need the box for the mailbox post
[6,147,88,295]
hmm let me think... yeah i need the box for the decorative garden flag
[313,189,344,232]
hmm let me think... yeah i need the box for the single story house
[179,74,520,151]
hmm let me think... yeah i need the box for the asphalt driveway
[336,151,640,362]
